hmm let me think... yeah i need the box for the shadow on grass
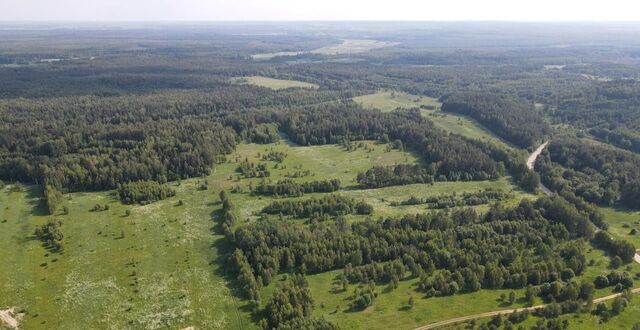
[26,185,48,217]
[209,207,263,326]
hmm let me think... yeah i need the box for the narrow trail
[413,288,640,330]
[526,141,553,196]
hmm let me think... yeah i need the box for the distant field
[231,76,318,90]
[251,39,399,60]
[354,91,518,151]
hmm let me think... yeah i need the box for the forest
[2,22,640,330]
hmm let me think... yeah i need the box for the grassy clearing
[354,91,517,151]
[231,76,318,90]
[311,39,399,56]
[251,39,398,60]
[0,139,536,329]
[259,246,639,330]
[600,207,640,248]
[513,291,640,330]
[0,182,249,329]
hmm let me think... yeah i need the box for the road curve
[413,288,640,330]
[526,142,553,196]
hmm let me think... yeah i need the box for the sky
[1,0,640,22]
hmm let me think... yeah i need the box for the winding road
[526,142,553,196]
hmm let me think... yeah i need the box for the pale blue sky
[1,0,639,21]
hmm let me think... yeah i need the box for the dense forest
[536,138,640,208]
[441,93,551,148]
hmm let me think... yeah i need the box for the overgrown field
[231,76,319,90]
[0,139,529,329]
[3,138,637,329]
[354,91,517,151]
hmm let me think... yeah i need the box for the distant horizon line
[2,19,640,24]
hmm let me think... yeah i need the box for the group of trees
[117,180,176,205]
[592,231,636,264]
[390,189,512,209]
[441,93,551,148]
[259,275,337,330]
[261,150,288,163]
[537,138,640,208]
[233,198,596,302]
[261,195,373,218]
[594,271,634,291]
[44,184,64,215]
[281,104,504,182]
[236,160,271,178]
[219,190,238,238]
[356,164,434,188]
[253,179,341,197]
[34,218,64,252]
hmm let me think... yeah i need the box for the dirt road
[526,142,553,196]
[413,288,640,330]
[414,252,640,330]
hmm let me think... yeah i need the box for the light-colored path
[414,252,640,330]
[0,308,21,329]
[527,141,553,196]
[413,288,640,330]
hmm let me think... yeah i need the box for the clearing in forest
[251,39,398,60]
[354,91,517,151]
[231,76,318,90]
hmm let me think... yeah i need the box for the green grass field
[262,245,640,330]
[600,207,640,249]
[0,182,248,329]
[231,76,318,90]
[0,140,426,329]
[4,138,624,330]
[354,91,517,151]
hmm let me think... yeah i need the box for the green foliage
[261,274,334,329]
[253,179,341,197]
[236,159,271,178]
[34,218,64,252]
[261,195,372,218]
[44,184,63,215]
[357,164,433,188]
[117,180,176,205]
[538,138,640,208]
[592,231,636,263]
[441,93,550,148]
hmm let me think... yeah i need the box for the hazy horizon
[2,0,640,22]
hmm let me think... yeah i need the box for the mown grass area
[0,139,537,329]
[231,76,318,90]
[354,91,517,151]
